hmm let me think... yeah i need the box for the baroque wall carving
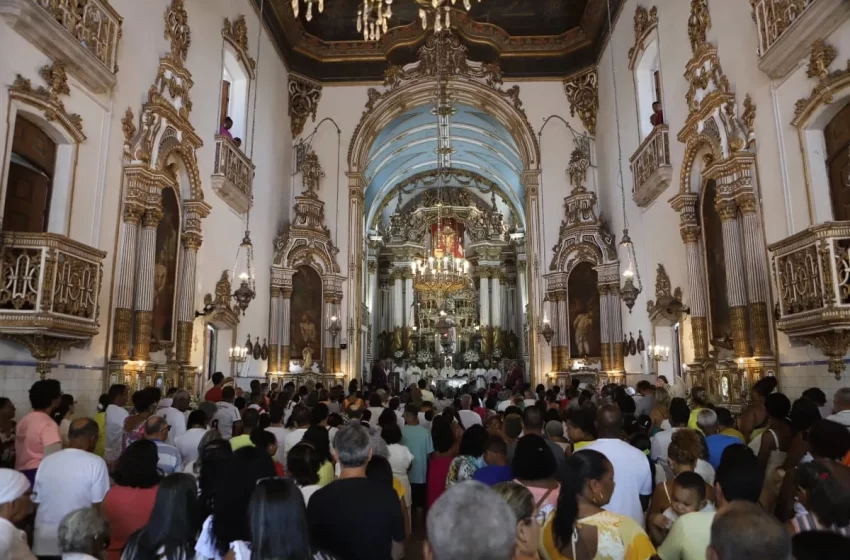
[288,73,322,137]
[222,15,257,78]
[9,62,85,142]
[628,5,659,70]
[563,68,599,135]
[792,39,850,127]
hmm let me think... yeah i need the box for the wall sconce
[229,346,249,363]
[649,344,670,362]
[327,315,342,344]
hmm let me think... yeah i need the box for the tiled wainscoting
[0,363,104,420]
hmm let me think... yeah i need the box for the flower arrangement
[416,350,433,364]
[463,349,479,364]
[393,350,405,362]
[492,347,504,360]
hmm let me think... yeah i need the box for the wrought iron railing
[629,125,671,207]
[34,0,122,74]
[751,0,815,57]
[0,232,105,337]
[212,135,254,202]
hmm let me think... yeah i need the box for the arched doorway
[826,101,850,221]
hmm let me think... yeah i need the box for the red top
[427,455,455,510]
[274,460,285,477]
[205,386,223,402]
[103,485,159,560]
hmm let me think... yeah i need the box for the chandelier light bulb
[292,0,298,17]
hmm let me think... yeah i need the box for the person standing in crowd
[686,387,709,431]
[32,418,110,557]
[0,398,17,469]
[0,468,35,559]
[541,449,656,559]
[143,416,182,475]
[715,407,744,443]
[698,409,740,469]
[493,482,541,560]
[205,372,225,403]
[230,409,260,451]
[512,434,560,513]
[786,460,850,536]
[650,397,690,478]
[104,384,128,467]
[197,439,233,523]
[52,394,75,447]
[265,405,288,465]
[634,381,656,419]
[400,403,433,522]
[287,442,324,506]
[650,101,664,126]
[103,440,161,560]
[827,387,850,428]
[175,410,208,468]
[121,473,200,560]
[57,507,110,560]
[739,376,778,442]
[424,481,517,560]
[447,425,488,488]
[122,388,158,453]
[418,379,435,404]
[16,379,62,484]
[307,424,404,560]
[508,407,567,477]
[473,435,513,486]
[427,416,457,509]
[156,389,190,445]
[706,502,791,560]
[211,386,241,440]
[582,405,653,526]
[283,405,311,467]
[383,423,414,518]
[753,392,793,479]
[458,394,483,427]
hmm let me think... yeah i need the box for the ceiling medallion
[417,0,485,33]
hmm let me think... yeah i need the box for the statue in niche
[299,311,317,350]
[152,188,180,341]
[568,262,601,358]
[573,306,594,357]
[302,343,313,371]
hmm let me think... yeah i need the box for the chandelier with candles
[418,0,483,32]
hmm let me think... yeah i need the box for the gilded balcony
[769,222,850,378]
[629,125,672,209]
[751,0,850,79]
[211,135,255,214]
[0,232,106,340]
[0,0,123,93]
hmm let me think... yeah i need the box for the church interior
[1,0,849,417]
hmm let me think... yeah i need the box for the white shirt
[32,448,110,555]
[175,427,208,467]
[826,410,850,428]
[156,406,187,445]
[283,428,308,467]
[300,484,322,507]
[650,426,682,469]
[582,438,653,527]
[418,412,431,430]
[367,407,385,428]
[0,517,36,560]
[420,389,435,403]
[211,402,241,440]
[497,400,512,412]
[105,404,128,462]
[458,409,483,428]
[266,426,288,465]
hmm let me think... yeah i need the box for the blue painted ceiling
[364,103,524,220]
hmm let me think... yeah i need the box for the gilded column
[368,261,378,360]
[175,232,201,364]
[281,287,292,372]
[610,286,624,371]
[492,272,503,355]
[392,269,403,352]
[738,192,771,356]
[548,292,559,372]
[347,174,366,379]
[333,297,343,372]
[403,270,414,355]
[556,292,569,371]
[479,270,491,356]
[111,203,144,360]
[599,284,611,372]
[522,170,542,385]
[717,198,751,358]
[517,257,529,361]
[673,194,709,362]
[268,287,282,372]
[133,206,162,361]
[323,296,335,372]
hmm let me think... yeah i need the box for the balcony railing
[629,125,672,208]
[0,0,122,92]
[0,232,106,339]
[751,0,849,79]
[211,135,255,214]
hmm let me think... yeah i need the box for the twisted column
[269,287,282,371]
[281,287,292,372]
[111,203,144,360]
[717,198,751,358]
[132,206,162,361]
[739,193,772,356]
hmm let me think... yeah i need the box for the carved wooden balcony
[629,125,672,209]
[770,222,850,378]
[211,135,255,214]
[0,0,123,93]
[0,232,106,340]
[751,0,850,79]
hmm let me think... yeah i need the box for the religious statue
[302,343,313,371]
[299,312,317,349]
[573,307,594,356]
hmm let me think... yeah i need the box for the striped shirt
[153,440,183,475]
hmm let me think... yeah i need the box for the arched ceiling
[364,103,524,223]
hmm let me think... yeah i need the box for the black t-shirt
[307,477,404,560]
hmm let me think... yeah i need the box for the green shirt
[658,510,715,560]
[230,434,254,451]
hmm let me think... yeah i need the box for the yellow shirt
[392,477,406,500]
[318,460,335,487]
[721,428,745,443]
[94,411,106,457]
[688,408,704,431]
[573,440,594,451]
[541,510,655,560]
[657,510,715,560]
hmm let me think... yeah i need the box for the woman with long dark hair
[427,415,457,508]
[104,440,162,560]
[740,376,778,442]
[446,424,488,488]
[121,473,200,560]
[196,439,233,522]
[753,392,793,478]
[541,450,656,559]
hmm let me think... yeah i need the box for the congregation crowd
[1,371,850,560]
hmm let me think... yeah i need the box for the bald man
[32,417,110,557]
[579,404,652,526]
[156,389,190,444]
[826,388,850,428]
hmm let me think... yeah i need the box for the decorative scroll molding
[222,15,256,78]
[299,150,324,199]
[563,68,599,135]
[9,62,85,142]
[204,271,240,329]
[646,264,687,322]
[288,73,322,137]
[628,5,659,70]
[164,0,190,63]
[792,39,850,127]
[121,107,135,145]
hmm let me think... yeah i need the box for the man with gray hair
[707,501,791,560]
[425,481,516,560]
[307,423,404,559]
[58,507,110,559]
[698,408,739,469]
[155,388,190,444]
[458,393,483,427]
[827,387,850,428]
[143,415,182,474]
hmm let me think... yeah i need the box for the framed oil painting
[152,187,180,342]
[568,262,601,359]
[702,179,732,344]
[290,265,323,364]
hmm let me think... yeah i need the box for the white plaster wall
[0,0,291,417]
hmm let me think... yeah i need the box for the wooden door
[219,80,231,128]
[2,117,56,233]
[826,102,850,221]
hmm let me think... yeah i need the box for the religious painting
[431,218,464,259]
[290,265,323,365]
[152,187,180,342]
[568,262,601,359]
[702,179,732,345]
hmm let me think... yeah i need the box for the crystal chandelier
[418,0,483,32]
[358,0,393,41]
[291,0,324,21]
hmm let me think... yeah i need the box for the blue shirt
[705,434,740,470]
[472,464,513,486]
[401,424,433,485]
[153,439,182,474]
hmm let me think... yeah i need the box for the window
[218,47,250,146]
[2,116,56,232]
[634,39,664,140]
[825,101,850,221]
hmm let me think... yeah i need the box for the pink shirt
[219,126,233,139]
[15,411,61,471]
